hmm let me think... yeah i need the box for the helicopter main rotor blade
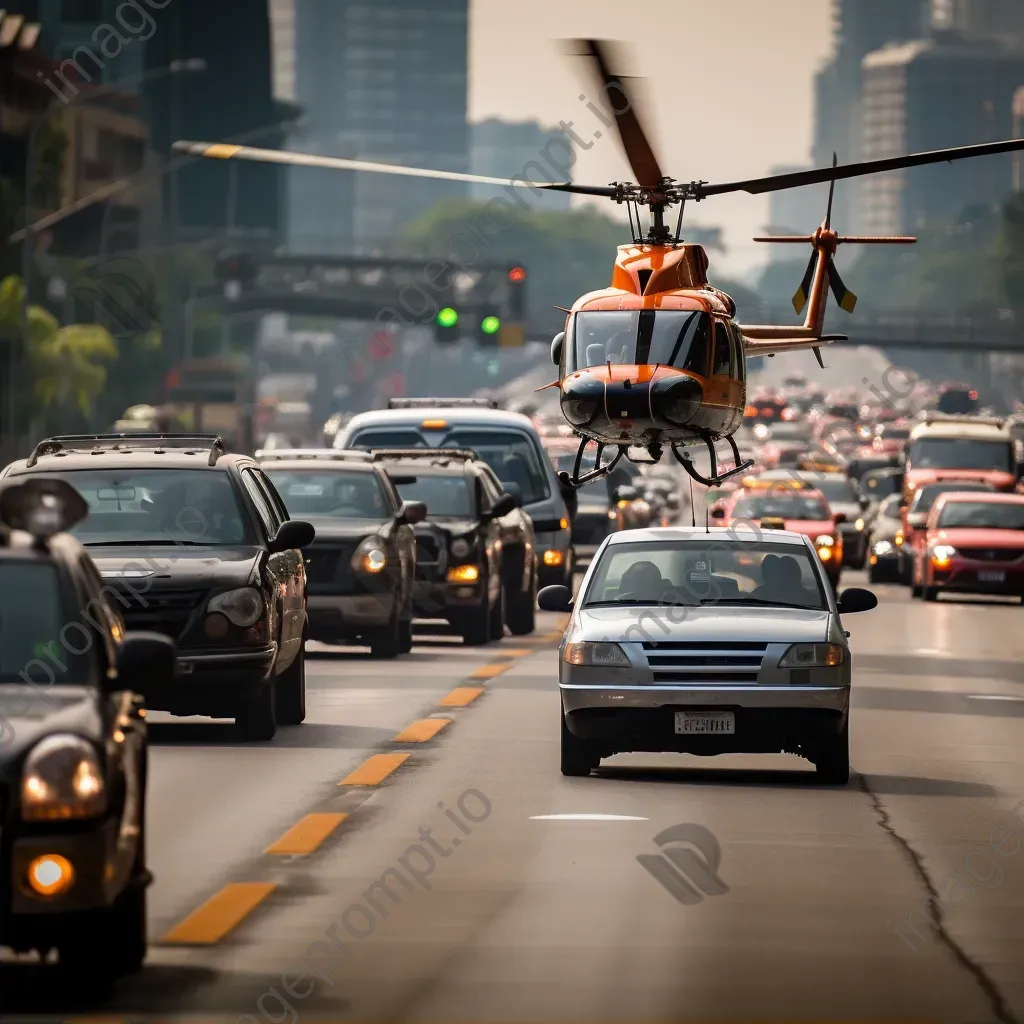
[698,137,1024,198]
[567,39,663,188]
[170,141,621,197]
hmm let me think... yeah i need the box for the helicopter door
[707,320,741,435]
[727,321,747,433]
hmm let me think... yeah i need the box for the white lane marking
[968,694,1024,702]
[529,813,649,821]
[910,648,954,656]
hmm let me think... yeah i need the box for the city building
[940,0,1024,45]
[860,31,1024,233]
[470,118,573,210]
[813,0,931,228]
[288,0,469,254]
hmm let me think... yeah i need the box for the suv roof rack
[256,448,372,462]
[26,433,227,468]
[386,397,498,410]
[920,413,1007,429]
[371,447,480,463]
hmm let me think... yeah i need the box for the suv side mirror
[114,631,175,691]
[501,481,523,507]
[837,587,878,614]
[399,500,427,525]
[489,493,517,518]
[537,584,573,613]
[270,519,315,553]
[550,331,565,366]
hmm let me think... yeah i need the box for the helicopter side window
[711,320,732,376]
[729,322,746,382]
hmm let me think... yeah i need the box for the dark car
[257,449,423,658]
[1,434,315,742]
[0,477,175,982]
[866,493,904,583]
[372,449,521,645]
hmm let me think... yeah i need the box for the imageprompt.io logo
[636,823,729,905]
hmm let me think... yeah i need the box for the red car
[712,484,843,588]
[912,492,1024,601]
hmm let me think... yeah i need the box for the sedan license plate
[675,711,735,735]
[979,570,1006,582]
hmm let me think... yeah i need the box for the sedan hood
[574,604,831,643]
[0,686,102,769]
[417,519,479,538]
[86,544,262,589]
[304,516,390,542]
[928,526,1024,549]
[754,518,834,538]
[907,468,1015,490]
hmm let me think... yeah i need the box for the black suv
[0,477,175,983]
[257,449,423,657]
[372,449,525,644]
[1,434,314,742]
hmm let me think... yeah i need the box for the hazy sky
[468,0,833,281]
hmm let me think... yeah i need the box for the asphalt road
[5,575,1024,1023]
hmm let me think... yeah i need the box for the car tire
[814,719,850,785]
[276,642,306,725]
[911,581,922,598]
[461,589,491,646]
[561,712,599,777]
[370,613,402,659]
[921,586,938,602]
[236,679,277,741]
[60,878,147,981]
[489,583,505,641]
[506,572,537,636]
[398,589,414,654]
[867,564,881,585]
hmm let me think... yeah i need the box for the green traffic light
[481,316,501,335]
[437,307,458,327]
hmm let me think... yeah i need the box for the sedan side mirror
[399,500,427,525]
[489,493,517,518]
[537,584,573,613]
[114,631,175,691]
[500,481,523,507]
[837,587,878,614]
[832,511,847,524]
[270,519,315,553]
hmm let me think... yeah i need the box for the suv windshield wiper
[700,597,820,610]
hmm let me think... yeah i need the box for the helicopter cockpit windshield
[568,310,711,375]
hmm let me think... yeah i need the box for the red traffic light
[968,389,979,400]
[508,266,526,283]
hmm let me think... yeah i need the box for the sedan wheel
[275,641,306,725]
[561,712,600,777]
[237,679,277,741]
[813,720,850,785]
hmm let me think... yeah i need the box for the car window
[584,540,826,610]
[880,494,902,518]
[392,473,474,518]
[24,468,253,546]
[254,469,290,523]
[349,429,427,449]
[911,482,994,512]
[441,429,551,505]
[936,500,1024,530]
[263,468,390,519]
[241,470,278,538]
[0,563,89,683]
[731,493,830,520]
[814,478,858,503]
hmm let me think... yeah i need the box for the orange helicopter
[171,39,1024,488]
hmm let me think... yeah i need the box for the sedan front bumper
[560,683,849,714]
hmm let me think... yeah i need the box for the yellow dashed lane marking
[497,648,532,657]
[339,752,411,785]
[470,661,513,680]
[394,718,452,742]
[543,630,565,641]
[438,686,485,706]
[161,882,276,945]
[265,813,349,855]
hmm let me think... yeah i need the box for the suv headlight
[931,543,956,566]
[563,641,630,667]
[22,735,106,821]
[352,536,387,574]
[779,643,845,668]
[208,587,264,627]
[873,539,894,556]
[450,537,472,559]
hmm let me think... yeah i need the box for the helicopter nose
[650,375,704,425]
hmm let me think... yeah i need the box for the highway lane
[6,580,1024,1021]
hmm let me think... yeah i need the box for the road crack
[858,773,1018,1024]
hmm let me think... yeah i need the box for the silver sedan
[537,527,877,784]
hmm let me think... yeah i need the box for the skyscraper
[944,0,1024,45]
[289,0,468,254]
[470,119,573,210]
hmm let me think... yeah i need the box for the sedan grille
[640,641,767,684]
[305,542,359,586]
[956,547,1024,563]
[413,527,448,582]
[109,587,207,641]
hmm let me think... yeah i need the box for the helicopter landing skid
[557,440,628,489]
[671,434,754,488]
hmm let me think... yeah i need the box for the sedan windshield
[813,479,859,504]
[911,482,994,513]
[24,469,253,545]
[585,540,826,610]
[393,474,473,518]
[732,494,831,520]
[936,501,1024,530]
[569,311,711,374]
[263,469,389,518]
[908,438,1013,472]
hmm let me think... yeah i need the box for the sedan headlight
[873,539,895,556]
[931,543,957,567]
[563,641,630,667]
[22,735,106,821]
[779,643,845,668]
[208,587,264,627]
[854,517,865,531]
[450,537,472,559]
[352,536,387,574]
